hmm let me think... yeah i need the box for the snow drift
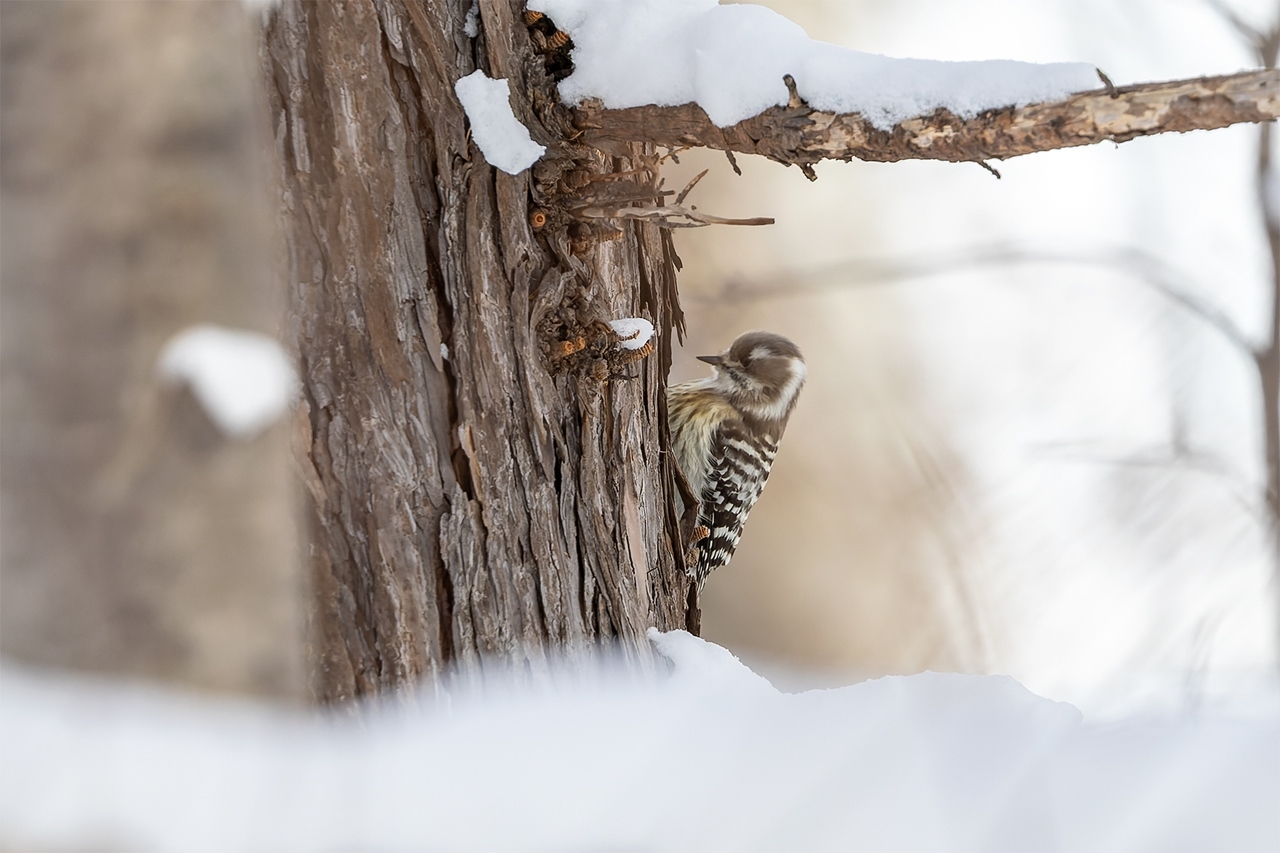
[2,630,1276,852]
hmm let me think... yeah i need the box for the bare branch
[577,69,1280,168]
[577,203,773,229]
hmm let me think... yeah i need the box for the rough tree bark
[1239,14,1280,665]
[264,0,694,701]
[265,0,1280,701]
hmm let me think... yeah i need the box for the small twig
[578,203,773,228]
[725,149,742,176]
[976,160,1002,179]
[674,169,709,206]
[1203,0,1265,46]
[782,73,805,109]
[588,169,651,184]
[1097,68,1119,98]
[658,145,689,166]
[573,185,672,208]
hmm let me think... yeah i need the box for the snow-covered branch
[576,69,1280,173]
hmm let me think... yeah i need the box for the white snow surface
[2,629,1277,853]
[454,70,546,174]
[609,317,656,349]
[157,325,298,438]
[528,0,1100,129]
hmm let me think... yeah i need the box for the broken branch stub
[576,69,1280,169]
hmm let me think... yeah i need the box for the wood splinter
[577,204,774,229]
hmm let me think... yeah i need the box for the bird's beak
[696,355,724,366]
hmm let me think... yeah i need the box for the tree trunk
[1258,114,1280,664]
[263,0,693,701]
[1,1,304,698]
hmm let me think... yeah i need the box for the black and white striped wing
[696,423,779,580]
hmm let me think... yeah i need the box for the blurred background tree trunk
[0,1,303,697]
[263,0,693,702]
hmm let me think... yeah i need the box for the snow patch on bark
[454,71,546,174]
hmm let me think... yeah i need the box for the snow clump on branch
[528,0,1100,130]
[608,317,656,349]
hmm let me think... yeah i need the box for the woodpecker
[667,331,806,586]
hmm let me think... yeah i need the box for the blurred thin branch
[1203,1,1280,661]
[1204,0,1266,44]
[1029,439,1267,526]
[698,244,1256,355]
[1203,0,1280,66]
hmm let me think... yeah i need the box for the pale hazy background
[678,0,1279,712]
[2,0,1277,716]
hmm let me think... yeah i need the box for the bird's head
[697,331,806,425]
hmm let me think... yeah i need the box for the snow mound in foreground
[530,0,1099,129]
[2,631,1277,852]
